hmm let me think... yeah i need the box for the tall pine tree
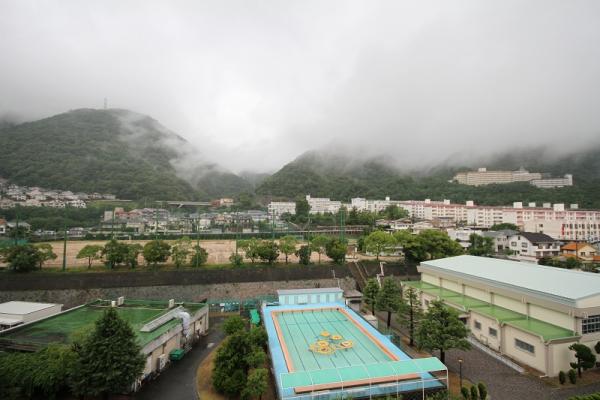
[70,307,145,399]
[416,300,470,363]
[397,286,423,346]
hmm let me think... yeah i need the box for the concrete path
[134,317,225,400]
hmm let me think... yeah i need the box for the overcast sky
[1,1,600,173]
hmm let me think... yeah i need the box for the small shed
[277,287,344,305]
[0,301,62,330]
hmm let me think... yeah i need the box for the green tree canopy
[35,243,57,269]
[569,343,596,377]
[70,307,145,398]
[171,236,192,268]
[467,234,494,256]
[295,245,311,265]
[397,286,423,346]
[310,234,329,264]
[76,244,103,269]
[2,244,41,272]
[256,240,280,264]
[325,238,347,264]
[363,278,380,315]
[395,230,463,262]
[279,236,298,264]
[124,243,143,269]
[239,238,260,264]
[224,316,246,335]
[191,244,209,267]
[243,368,269,400]
[490,223,518,231]
[416,300,470,363]
[102,239,129,269]
[364,230,397,260]
[142,240,171,267]
[376,277,402,329]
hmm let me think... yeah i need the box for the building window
[515,338,535,354]
[489,327,498,337]
[521,243,528,248]
[474,320,481,330]
[511,242,517,246]
[582,315,600,334]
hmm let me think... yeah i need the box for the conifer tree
[70,307,145,399]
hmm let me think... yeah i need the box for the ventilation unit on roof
[117,296,125,306]
[111,300,117,307]
[168,299,175,309]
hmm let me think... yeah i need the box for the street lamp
[458,358,463,388]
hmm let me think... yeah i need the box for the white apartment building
[524,219,600,242]
[406,256,600,377]
[350,196,399,213]
[507,232,561,262]
[306,195,342,214]
[530,174,573,189]
[268,201,296,216]
[453,167,542,186]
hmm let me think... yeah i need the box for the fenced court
[0,299,205,351]
[263,303,447,400]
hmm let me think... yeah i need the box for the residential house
[508,232,560,262]
[561,242,600,263]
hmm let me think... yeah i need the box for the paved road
[134,317,225,400]
[446,347,600,400]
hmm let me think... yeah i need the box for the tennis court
[264,303,447,400]
[1,299,205,349]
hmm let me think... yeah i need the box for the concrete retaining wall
[0,278,356,308]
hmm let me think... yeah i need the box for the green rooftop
[402,281,577,341]
[1,299,206,350]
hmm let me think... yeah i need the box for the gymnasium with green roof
[409,255,600,377]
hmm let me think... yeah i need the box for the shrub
[229,253,243,267]
[477,382,488,399]
[460,386,470,400]
[470,385,479,400]
[559,370,566,385]
[568,368,577,384]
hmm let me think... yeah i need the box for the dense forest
[257,147,600,208]
[0,109,252,200]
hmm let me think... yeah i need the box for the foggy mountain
[0,109,252,200]
[256,146,600,208]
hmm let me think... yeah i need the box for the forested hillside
[0,109,252,200]
[257,147,600,208]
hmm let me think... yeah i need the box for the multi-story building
[453,167,542,186]
[306,195,342,214]
[530,174,573,189]
[405,255,600,377]
[507,232,560,262]
[268,201,296,216]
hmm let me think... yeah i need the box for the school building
[403,255,600,377]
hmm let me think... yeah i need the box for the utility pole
[14,212,19,245]
[340,208,346,242]
[271,209,275,240]
[62,222,67,272]
[195,221,200,268]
